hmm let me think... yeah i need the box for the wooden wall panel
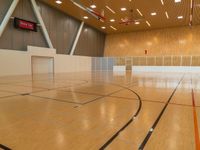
[112,55,200,67]
[173,56,181,66]
[147,57,156,66]
[0,0,47,51]
[75,24,105,57]
[104,25,200,56]
[39,1,80,54]
[156,56,163,66]
[182,56,191,66]
[192,56,200,66]
[132,57,139,66]
[0,0,12,23]
[164,56,172,66]
[0,1,105,56]
[125,57,132,70]
[116,57,125,65]
[139,57,146,66]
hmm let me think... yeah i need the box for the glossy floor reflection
[0,71,199,150]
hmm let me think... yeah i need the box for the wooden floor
[0,71,199,150]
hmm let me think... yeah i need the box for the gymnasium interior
[0,0,200,149]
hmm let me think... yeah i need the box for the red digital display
[14,17,37,32]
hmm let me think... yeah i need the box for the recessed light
[175,0,181,3]
[136,9,143,16]
[151,12,157,16]
[121,8,127,11]
[55,0,62,4]
[110,19,115,22]
[135,21,140,25]
[161,0,164,5]
[101,26,106,29]
[90,5,96,9]
[146,21,151,27]
[106,6,116,14]
[83,16,88,19]
[110,26,117,30]
[177,16,183,19]
[165,11,169,19]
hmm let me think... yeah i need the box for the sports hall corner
[0,0,200,150]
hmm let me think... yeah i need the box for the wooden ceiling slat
[39,0,200,34]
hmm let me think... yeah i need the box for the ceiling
[39,0,200,34]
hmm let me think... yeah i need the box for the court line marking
[109,94,194,107]
[0,94,20,100]
[99,85,142,150]
[0,144,12,150]
[58,89,111,97]
[0,79,89,92]
[0,88,46,95]
[30,81,133,106]
[30,95,84,105]
[0,75,190,148]
[82,89,125,105]
[30,88,125,106]
[1,77,189,149]
[7,80,90,95]
[138,76,184,150]
[169,102,192,107]
[11,80,88,90]
[192,88,200,150]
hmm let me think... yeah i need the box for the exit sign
[14,17,37,32]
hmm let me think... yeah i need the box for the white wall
[32,57,54,74]
[0,49,31,76]
[0,46,92,76]
[55,55,91,73]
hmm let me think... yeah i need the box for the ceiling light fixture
[101,26,106,29]
[90,5,96,9]
[146,21,151,26]
[55,0,62,4]
[161,0,164,5]
[136,9,143,16]
[121,8,127,11]
[175,0,181,3]
[83,16,88,19]
[135,21,140,25]
[189,0,194,26]
[110,19,115,22]
[165,11,169,19]
[106,6,116,14]
[110,26,117,30]
[151,12,157,16]
[177,16,183,19]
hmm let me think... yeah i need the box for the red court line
[192,89,200,150]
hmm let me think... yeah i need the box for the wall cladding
[38,1,80,54]
[92,55,200,71]
[104,25,200,56]
[0,0,47,51]
[75,24,105,57]
[0,0,12,23]
[0,0,105,57]
[92,57,115,71]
